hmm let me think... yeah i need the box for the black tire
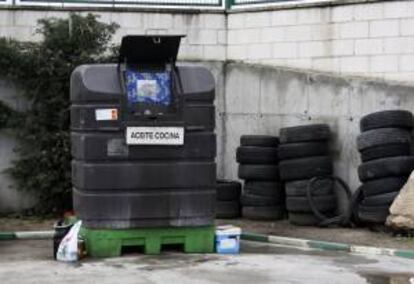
[358,156,414,182]
[244,181,283,197]
[360,144,411,162]
[361,191,399,206]
[285,178,333,197]
[288,213,321,226]
[241,193,281,206]
[238,164,279,181]
[360,177,408,197]
[278,141,329,160]
[242,206,285,220]
[216,180,242,201]
[236,146,278,165]
[216,201,240,219]
[356,128,411,151]
[280,124,330,144]
[358,205,390,224]
[279,156,333,181]
[240,135,279,147]
[360,110,413,132]
[286,195,336,213]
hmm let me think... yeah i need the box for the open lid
[119,35,185,65]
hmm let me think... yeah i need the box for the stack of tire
[356,110,414,224]
[215,180,242,219]
[278,124,337,226]
[237,135,284,220]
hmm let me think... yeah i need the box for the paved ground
[1,239,414,284]
[2,217,414,250]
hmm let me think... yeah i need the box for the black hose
[306,176,353,227]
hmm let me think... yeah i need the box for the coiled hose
[306,176,354,227]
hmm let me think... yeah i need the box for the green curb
[241,232,414,260]
[0,232,16,240]
[0,231,54,240]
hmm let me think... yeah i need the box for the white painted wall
[227,1,414,82]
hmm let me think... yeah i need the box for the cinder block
[311,24,336,41]
[116,13,143,28]
[312,57,341,72]
[145,14,173,29]
[383,1,414,19]
[260,27,285,43]
[297,8,328,24]
[228,14,245,29]
[401,19,414,36]
[328,40,354,56]
[271,10,297,26]
[173,14,203,29]
[339,22,369,39]
[299,41,326,58]
[14,11,47,27]
[400,55,414,71]
[354,3,384,20]
[384,37,414,54]
[273,42,298,59]
[227,45,246,60]
[370,20,399,37]
[178,44,204,60]
[245,12,270,28]
[188,29,217,45]
[370,55,399,72]
[247,44,272,60]
[284,25,312,41]
[340,56,370,73]
[204,45,226,61]
[218,30,227,45]
[331,5,354,22]
[354,39,383,55]
[202,14,225,29]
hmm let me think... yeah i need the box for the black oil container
[70,36,216,229]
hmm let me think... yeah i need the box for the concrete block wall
[0,10,227,61]
[227,0,414,82]
[220,63,414,195]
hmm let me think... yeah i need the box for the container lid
[216,225,242,235]
[119,35,185,65]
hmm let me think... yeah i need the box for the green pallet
[80,226,215,258]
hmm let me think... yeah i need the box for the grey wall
[2,61,414,212]
[219,63,414,195]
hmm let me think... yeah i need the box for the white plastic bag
[56,220,82,262]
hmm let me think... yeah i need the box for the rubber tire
[288,213,321,226]
[358,205,390,224]
[358,156,414,182]
[280,124,330,144]
[238,164,279,181]
[360,177,408,197]
[236,146,278,165]
[216,201,240,219]
[361,191,399,206]
[216,180,242,201]
[356,128,411,151]
[278,141,329,160]
[285,179,333,197]
[286,195,336,213]
[242,206,285,220]
[360,110,413,132]
[240,135,279,147]
[360,144,411,162]
[241,193,281,207]
[279,156,333,181]
[244,181,283,197]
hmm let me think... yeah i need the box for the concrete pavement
[1,239,414,284]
